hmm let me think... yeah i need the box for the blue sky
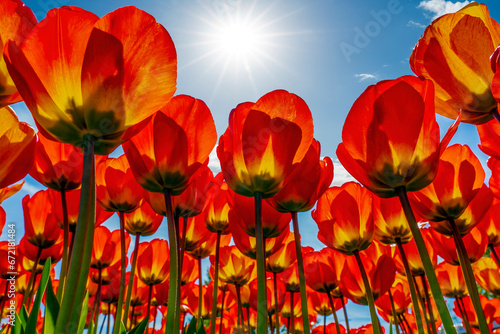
[3,0,500,330]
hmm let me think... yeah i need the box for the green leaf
[120,321,126,334]
[26,258,52,334]
[19,305,28,328]
[128,318,148,334]
[198,323,207,334]
[42,278,59,334]
[77,292,89,334]
[389,318,393,334]
[186,317,197,334]
[11,310,26,334]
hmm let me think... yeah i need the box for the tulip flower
[435,262,468,298]
[475,198,500,267]
[90,227,121,270]
[488,158,500,198]
[473,257,500,295]
[172,165,214,219]
[336,74,459,333]
[478,120,500,160]
[429,228,488,265]
[0,0,37,107]
[373,196,412,246]
[410,3,500,124]
[453,295,500,332]
[375,275,411,332]
[312,323,346,334]
[0,107,36,189]
[5,5,177,330]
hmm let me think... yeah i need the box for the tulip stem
[326,291,341,334]
[236,284,243,333]
[395,238,425,334]
[291,212,311,334]
[341,296,350,334]
[111,211,127,334]
[272,272,280,334]
[449,218,489,334]
[219,289,226,334]
[353,251,380,334]
[290,292,295,334]
[254,192,268,333]
[210,231,222,334]
[91,268,103,334]
[22,246,41,309]
[146,284,153,321]
[107,303,111,334]
[489,245,500,269]
[246,307,251,333]
[164,189,180,334]
[420,275,437,334]
[55,134,96,332]
[198,257,203,324]
[56,189,70,302]
[123,233,141,326]
[396,186,457,334]
[323,315,326,334]
[388,291,400,334]
[180,217,188,272]
[455,296,472,334]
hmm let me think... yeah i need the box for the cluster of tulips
[2,0,500,333]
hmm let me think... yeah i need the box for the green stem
[388,291,400,334]
[413,275,431,334]
[198,257,203,324]
[273,272,280,333]
[91,268,103,334]
[107,303,111,334]
[449,218,489,334]
[341,296,350,334]
[123,233,141,324]
[254,192,268,333]
[395,238,425,334]
[420,275,437,334]
[396,186,457,334]
[22,246,41,308]
[455,296,472,334]
[210,231,222,334]
[326,291,341,334]
[164,189,180,334]
[291,212,310,334]
[290,292,295,334]
[219,289,226,334]
[112,211,127,334]
[236,284,243,333]
[180,217,188,273]
[54,134,96,333]
[146,284,153,320]
[56,189,70,302]
[353,251,380,334]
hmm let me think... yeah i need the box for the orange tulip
[249,276,286,315]
[435,262,468,298]
[337,76,459,198]
[266,231,297,274]
[52,188,113,232]
[375,275,411,317]
[123,95,216,195]
[90,261,122,286]
[303,248,343,294]
[308,289,339,316]
[23,190,62,249]
[136,239,170,286]
[488,158,500,198]
[0,107,36,188]
[473,257,500,295]
[478,121,500,160]
[312,323,346,334]
[393,228,437,276]
[266,139,333,213]
[0,182,24,205]
[428,228,487,265]
[453,295,500,331]
[172,165,214,218]
[216,246,255,286]
[313,182,374,255]
[410,3,500,124]
[5,6,177,154]
[96,155,143,213]
[205,173,230,234]
[185,214,231,260]
[90,227,124,270]
[152,279,169,306]
[124,201,163,236]
[179,253,198,286]
[228,188,290,238]
[373,196,412,245]
[340,246,396,304]
[29,132,84,191]
[0,0,37,106]
[410,144,490,236]
[475,199,500,248]
[18,237,63,265]
[217,90,314,198]
[351,324,385,334]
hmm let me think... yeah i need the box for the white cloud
[207,146,221,174]
[354,73,377,82]
[331,160,357,187]
[22,182,41,195]
[417,0,470,19]
[407,20,426,29]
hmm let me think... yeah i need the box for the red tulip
[313,182,374,255]
[205,173,230,234]
[435,262,468,298]
[217,90,314,198]
[5,6,177,154]
[373,196,412,245]
[303,248,343,294]
[473,257,500,295]
[124,201,163,236]
[428,228,488,265]
[337,76,459,198]
[136,239,170,286]
[393,228,437,276]
[23,190,62,249]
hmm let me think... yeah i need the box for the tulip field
[2,0,500,333]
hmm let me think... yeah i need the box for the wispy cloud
[407,20,426,29]
[354,73,377,82]
[22,182,42,195]
[417,0,470,19]
[331,160,357,186]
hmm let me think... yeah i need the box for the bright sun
[215,19,262,59]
